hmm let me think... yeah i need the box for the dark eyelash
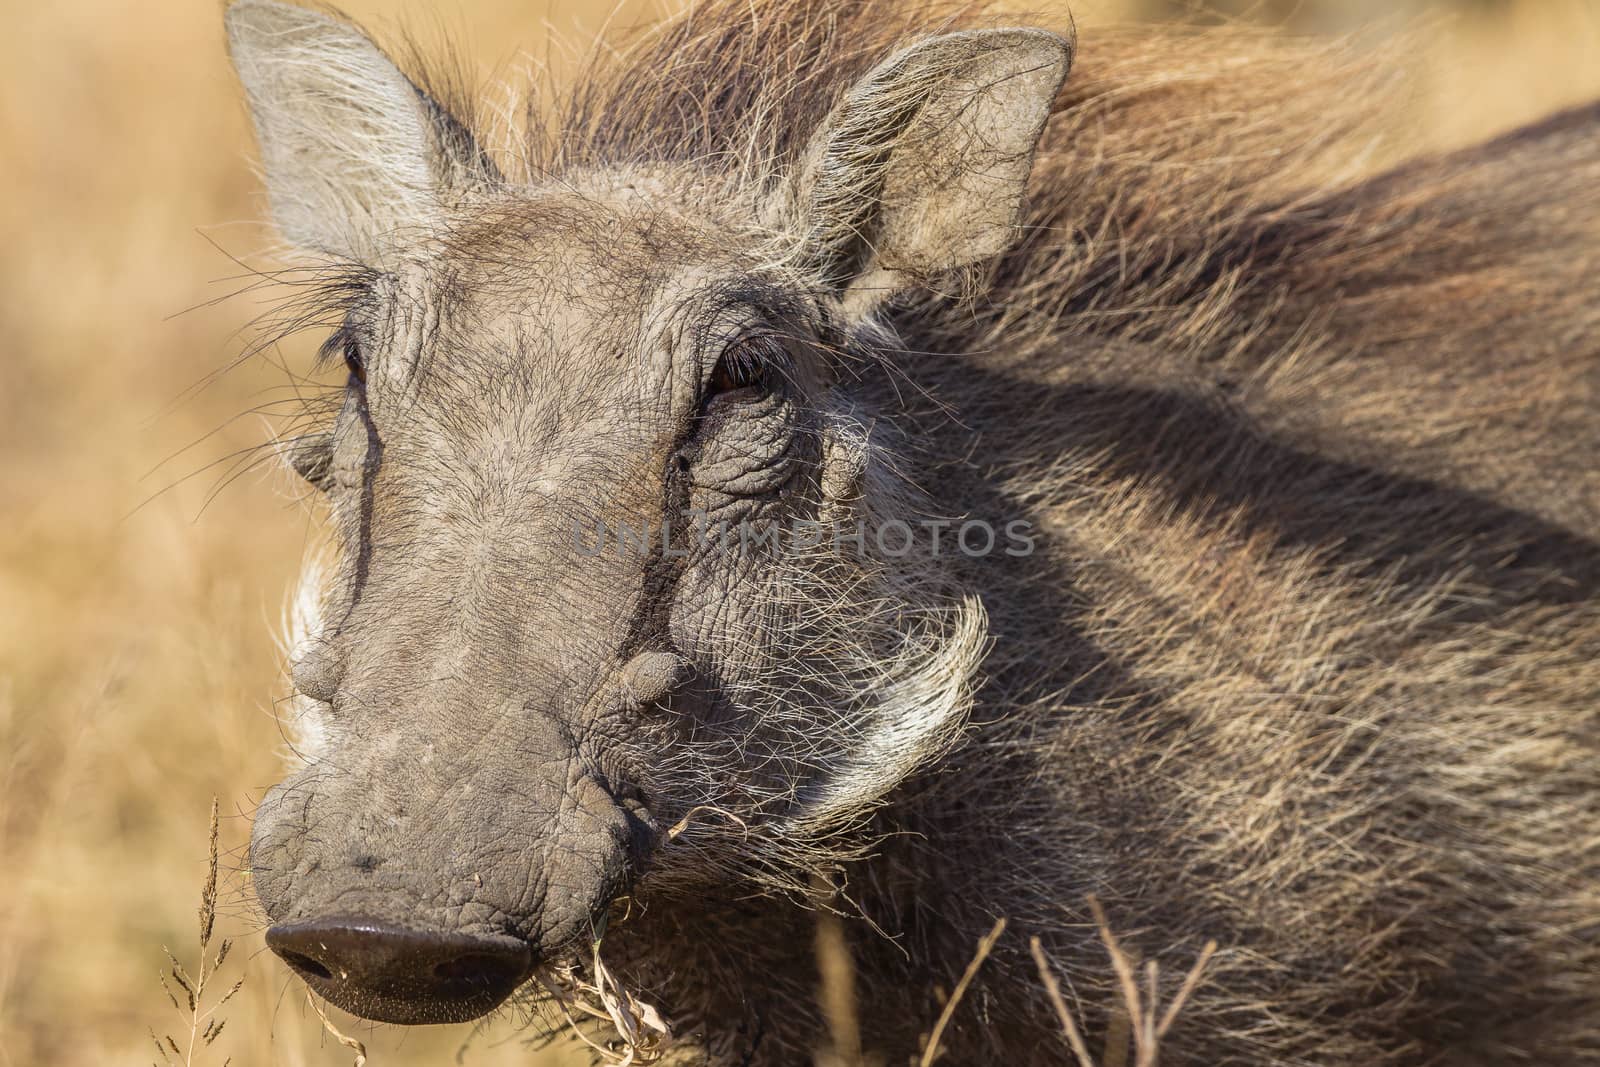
[705,334,785,402]
[318,324,366,385]
[343,335,367,385]
[709,341,763,393]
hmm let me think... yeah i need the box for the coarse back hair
[537,6,1600,1063]
[248,1,1600,1063]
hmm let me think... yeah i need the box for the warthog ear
[225,0,496,263]
[778,28,1073,315]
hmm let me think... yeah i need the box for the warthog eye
[705,335,775,405]
[342,335,367,386]
[320,323,368,388]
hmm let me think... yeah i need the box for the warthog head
[228,0,1069,1025]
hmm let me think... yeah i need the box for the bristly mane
[263,0,1394,491]
[520,0,1385,298]
[417,0,1404,404]
[264,0,1405,414]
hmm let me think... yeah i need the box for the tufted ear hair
[225,0,497,263]
[777,27,1073,316]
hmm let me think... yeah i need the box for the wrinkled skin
[231,0,1057,1032]
[252,205,837,974]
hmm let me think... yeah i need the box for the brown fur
[499,5,1600,1064]
[238,2,1600,1062]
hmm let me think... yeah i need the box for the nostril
[277,949,333,981]
[265,918,534,1024]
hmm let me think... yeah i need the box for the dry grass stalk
[307,991,369,1066]
[150,798,243,1067]
[814,891,865,1067]
[1029,936,1095,1067]
[916,917,1007,1067]
[1030,898,1219,1067]
[663,804,748,841]
[536,934,672,1065]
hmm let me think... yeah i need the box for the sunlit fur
[280,550,333,762]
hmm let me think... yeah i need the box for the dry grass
[1026,900,1219,1067]
[0,1,1595,1065]
[809,902,1217,1067]
[915,918,1008,1067]
[151,800,245,1067]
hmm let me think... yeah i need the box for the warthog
[225,0,1599,1062]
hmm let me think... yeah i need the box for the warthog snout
[266,918,533,1024]
[248,702,658,1022]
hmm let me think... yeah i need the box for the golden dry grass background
[0,1,1596,1064]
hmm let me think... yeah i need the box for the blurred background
[1,1,1596,1064]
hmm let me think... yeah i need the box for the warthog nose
[266,917,533,1024]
